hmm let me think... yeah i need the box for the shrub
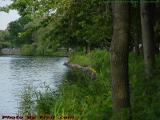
[21,44,36,56]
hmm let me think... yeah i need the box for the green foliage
[111,108,130,120]
[21,44,67,56]
[5,0,112,53]
[3,0,160,119]
[0,30,10,48]
[19,85,36,115]
[27,50,160,120]
[31,50,112,119]
[21,44,36,56]
[6,16,32,47]
[129,54,160,120]
[35,87,56,115]
[69,54,91,67]
[2,0,160,119]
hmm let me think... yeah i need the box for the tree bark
[111,2,131,119]
[140,1,155,77]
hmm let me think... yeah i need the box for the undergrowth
[21,50,160,120]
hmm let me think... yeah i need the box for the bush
[21,44,67,56]
[21,44,36,56]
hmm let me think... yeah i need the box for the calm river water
[0,56,68,116]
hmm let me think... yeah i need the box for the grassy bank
[21,50,160,120]
[33,50,111,120]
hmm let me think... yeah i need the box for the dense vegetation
[0,0,112,55]
[19,50,160,120]
[0,0,160,120]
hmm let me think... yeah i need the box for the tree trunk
[140,1,155,77]
[111,2,131,119]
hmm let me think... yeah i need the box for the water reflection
[0,56,68,115]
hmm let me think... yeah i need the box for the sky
[0,0,20,30]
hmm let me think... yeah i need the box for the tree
[110,2,131,119]
[6,16,32,47]
[140,1,155,77]
[0,30,10,48]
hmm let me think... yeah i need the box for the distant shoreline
[0,48,20,55]
[0,48,68,57]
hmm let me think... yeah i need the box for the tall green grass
[33,50,112,120]
[20,50,160,120]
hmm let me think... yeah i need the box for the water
[0,56,68,116]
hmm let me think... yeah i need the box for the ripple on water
[0,56,68,115]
